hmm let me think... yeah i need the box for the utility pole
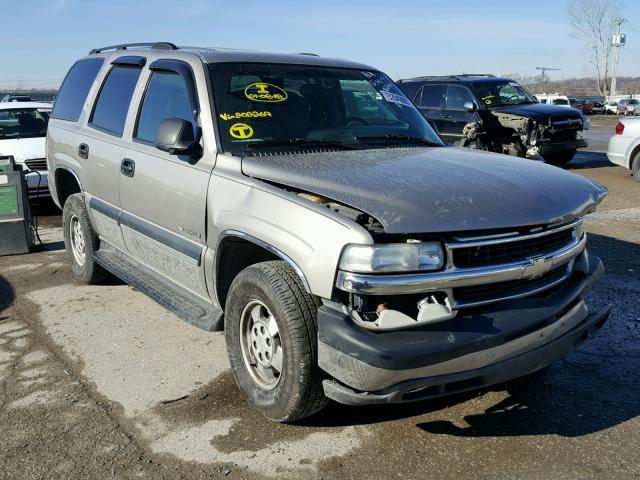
[610,17,627,101]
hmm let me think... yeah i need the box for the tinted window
[446,85,475,110]
[135,71,194,143]
[209,63,443,155]
[52,58,104,122]
[417,85,446,108]
[90,66,142,136]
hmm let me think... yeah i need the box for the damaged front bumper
[526,137,589,159]
[318,257,610,405]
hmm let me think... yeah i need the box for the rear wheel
[224,261,327,422]
[544,149,576,166]
[62,193,109,283]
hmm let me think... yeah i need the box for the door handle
[120,158,135,177]
[441,114,453,119]
[78,143,89,159]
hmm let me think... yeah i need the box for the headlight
[339,242,444,273]
[582,115,591,130]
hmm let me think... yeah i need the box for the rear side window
[417,84,446,108]
[52,58,104,122]
[135,71,194,143]
[90,66,142,136]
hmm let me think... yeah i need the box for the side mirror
[155,118,201,157]
[463,101,477,113]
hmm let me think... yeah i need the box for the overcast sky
[3,0,640,89]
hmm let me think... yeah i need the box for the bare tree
[568,0,623,96]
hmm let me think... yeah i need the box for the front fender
[208,172,372,299]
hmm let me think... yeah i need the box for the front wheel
[544,149,576,165]
[224,261,328,422]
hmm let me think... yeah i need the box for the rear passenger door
[118,59,212,298]
[83,57,145,250]
[413,84,446,136]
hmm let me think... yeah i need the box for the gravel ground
[0,115,638,480]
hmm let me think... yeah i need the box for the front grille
[454,265,570,307]
[452,228,574,269]
[24,158,47,171]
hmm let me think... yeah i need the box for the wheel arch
[54,167,83,208]
[628,143,640,171]
[214,230,312,310]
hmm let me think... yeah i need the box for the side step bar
[94,245,223,332]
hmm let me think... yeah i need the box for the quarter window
[135,71,194,143]
[417,85,446,109]
[90,66,142,136]
[52,58,104,122]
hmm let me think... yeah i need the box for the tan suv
[47,43,611,422]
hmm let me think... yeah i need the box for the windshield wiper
[247,137,360,150]
[355,134,438,146]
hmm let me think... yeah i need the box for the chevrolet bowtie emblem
[522,255,553,280]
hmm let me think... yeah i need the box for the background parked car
[397,75,587,164]
[616,98,640,115]
[591,101,606,115]
[608,118,640,182]
[0,101,51,199]
[605,101,618,115]
[1,94,38,103]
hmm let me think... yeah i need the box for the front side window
[0,108,50,140]
[209,63,443,155]
[135,71,194,143]
[445,85,475,110]
[52,58,104,122]
[90,66,142,136]
[472,81,538,107]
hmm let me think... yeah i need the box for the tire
[544,149,576,166]
[62,193,109,284]
[632,153,640,183]
[224,260,328,422]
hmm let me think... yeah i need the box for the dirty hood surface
[242,147,607,234]
[491,103,584,123]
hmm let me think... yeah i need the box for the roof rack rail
[455,74,496,78]
[89,42,178,55]
[296,52,319,56]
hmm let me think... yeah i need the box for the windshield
[0,108,50,140]
[472,81,538,107]
[209,63,443,154]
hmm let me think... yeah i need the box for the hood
[242,147,607,234]
[491,103,583,123]
[0,137,46,163]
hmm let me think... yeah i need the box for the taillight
[615,122,625,135]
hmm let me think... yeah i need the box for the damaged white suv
[47,43,610,421]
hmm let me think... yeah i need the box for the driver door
[437,85,477,142]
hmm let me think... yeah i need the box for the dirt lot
[1,115,639,480]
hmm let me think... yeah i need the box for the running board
[94,246,223,331]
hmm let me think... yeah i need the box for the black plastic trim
[89,197,202,264]
[89,196,119,221]
[318,257,604,371]
[119,211,202,264]
[111,55,147,67]
[149,59,200,119]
